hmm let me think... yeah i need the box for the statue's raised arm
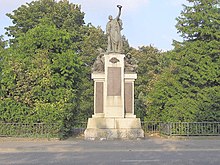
[116,5,122,20]
[106,5,123,53]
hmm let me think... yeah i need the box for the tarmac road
[0,137,220,165]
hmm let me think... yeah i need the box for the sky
[0,0,188,50]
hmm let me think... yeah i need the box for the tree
[1,0,107,137]
[0,35,6,98]
[6,0,84,45]
[174,0,220,121]
[176,0,220,42]
[0,35,6,49]
[145,0,220,122]
[131,46,164,121]
[0,22,84,137]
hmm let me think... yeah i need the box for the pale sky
[0,0,187,50]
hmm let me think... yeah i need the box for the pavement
[0,136,220,165]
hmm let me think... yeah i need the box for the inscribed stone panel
[125,83,132,113]
[96,82,103,113]
[107,67,121,96]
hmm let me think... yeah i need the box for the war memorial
[84,5,144,140]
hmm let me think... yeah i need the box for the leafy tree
[176,0,220,42]
[0,35,6,49]
[6,0,84,45]
[146,64,199,122]
[131,46,164,121]
[145,0,220,122]
[174,0,220,121]
[0,22,84,137]
[1,0,107,137]
[0,35,6,98]
[197,86,220,121]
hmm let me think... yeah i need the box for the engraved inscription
[107,67,121,96]
[125,83,132,113]
[96,82,103,113]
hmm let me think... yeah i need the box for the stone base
[84,118,144,140]
[84,128,144,140]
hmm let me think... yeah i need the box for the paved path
[0,137,220,165]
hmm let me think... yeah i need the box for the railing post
[169,123,172,136]
[187,122,190,137]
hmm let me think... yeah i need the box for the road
[0,137,220,165]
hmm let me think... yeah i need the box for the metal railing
[141,121,162,134]
[0,122,88,138]
[160,122,220,136]
[1,122,220,138]
[0,123,60,138]
[71,122,87,135]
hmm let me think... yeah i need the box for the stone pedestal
[85,118,143,140]
[84,53,144,140]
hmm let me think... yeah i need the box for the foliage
[0,0,107,138]
[131,46,164,121]
[0,36,6,98]
[145,0,220,122]
[6,0,84,45]
[0,35,6,49]
[176,0,220,42]
[197,86,220,121]
[0,25,83,136]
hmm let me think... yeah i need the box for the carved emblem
[109,57,120,64]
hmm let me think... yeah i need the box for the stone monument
[84,5,144,140]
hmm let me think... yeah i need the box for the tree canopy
[144,0,220,122]
[6,0,84,44]
[0,0,107,137]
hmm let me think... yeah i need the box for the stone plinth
[84,118,144,140]
[84,53,144,140]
